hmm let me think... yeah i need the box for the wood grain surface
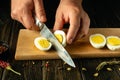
[15,28,120,60]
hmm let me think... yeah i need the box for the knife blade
[35,18,76,67]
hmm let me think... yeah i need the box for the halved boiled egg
[54,30,66,47]
[89,34,106,48]
[34,37,52,51]
[106,36,120,50]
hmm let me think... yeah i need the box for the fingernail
[40,16,46,22]
[68,38,73,44]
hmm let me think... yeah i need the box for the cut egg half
[89,34,106,48]
[34,37,52,51]
[54,30,66,47]
[106,36,120,50]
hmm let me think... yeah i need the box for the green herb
[96,60,120,71]
[0,60,21,75]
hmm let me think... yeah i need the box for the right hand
[11,0,47,30]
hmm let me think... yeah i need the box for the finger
[53,12,64,31]
[81,13,90,35]
[67,13,80,44]
[22,8,39,30]
[34,0,47,22]
[76,12,90,40]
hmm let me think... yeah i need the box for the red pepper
[0,60,21,75]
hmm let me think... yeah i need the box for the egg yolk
[54,34,63,44]
[107,37,120,46]
[91,35,104,44]
[38,39,50,48]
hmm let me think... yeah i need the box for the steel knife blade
[35,18,76,67]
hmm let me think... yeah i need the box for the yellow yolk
[107,37,120,46]
[91,35,104,44]
[89,34,106,49]
[38,39,50,48]
[54,34,63,44]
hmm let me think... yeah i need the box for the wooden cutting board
[15,28,120,60]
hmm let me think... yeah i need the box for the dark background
[1,0,120,28]
[0,1,120,80]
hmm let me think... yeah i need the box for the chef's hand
[11,0,46,30]
[53,0,90,44]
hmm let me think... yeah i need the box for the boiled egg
[106,36,120,50]
[34,37,52,51]
[54,30,66,47]
[89,34,106,48]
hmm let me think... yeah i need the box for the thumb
[34,0,47,22]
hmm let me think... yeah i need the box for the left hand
[53,0,90,44]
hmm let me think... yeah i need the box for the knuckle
[11,10,17,19]
[85,19,90,27]
[37,8,45,15]
[83,12,90,25]
[85,14,90,22]
[11,8,21,20]
[72,7,80,15]
[11,7,23,19]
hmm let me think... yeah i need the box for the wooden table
[1,0,120,79]
[0,19,120,80]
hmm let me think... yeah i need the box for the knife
[35,17,76,67]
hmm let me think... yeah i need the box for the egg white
[34,37,52,51]
[89,34,106,49]
[106,36,120,51]
[54,30,66,47]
